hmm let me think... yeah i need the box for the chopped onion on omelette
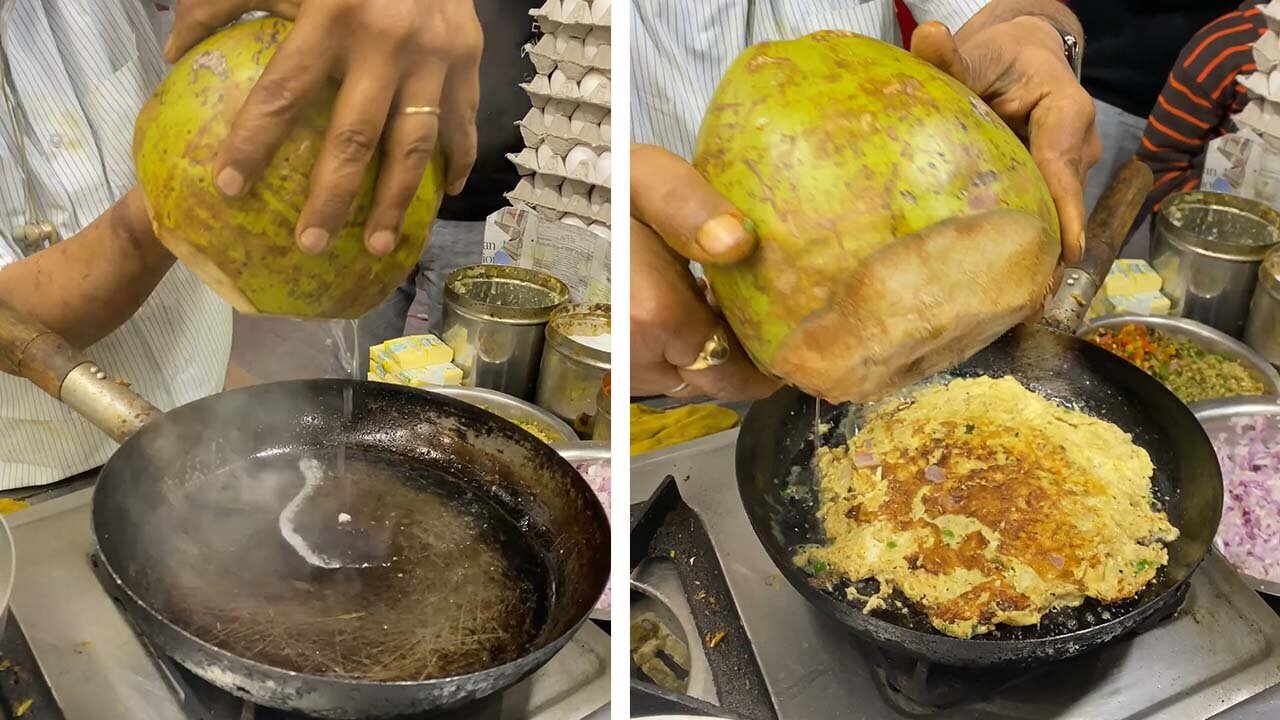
[796,376,1179,639]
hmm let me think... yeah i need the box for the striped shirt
[631,0,990,159]
[1136,1,1267,215]
[0,0,232,489]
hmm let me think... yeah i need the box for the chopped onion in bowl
[1210,415,1280,583]
[574,458,611,612]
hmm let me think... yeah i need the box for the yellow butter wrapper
[1105,259,1163,297]
[1106,290,1171,316]
[370,348,404,376]
[396,363,463,388]
[383,334,453,369]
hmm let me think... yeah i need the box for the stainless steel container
[1245,247,1280,366]
[591,374,611,441]
[442,265,570,400]
[1080,314,1280,396]
[536,304,611,436]
[1151,191,1280,337]
[426,385,577,444]
[1188,396,1280,597]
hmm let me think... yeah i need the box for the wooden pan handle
[1041,159,1154,333]
[0,297,159,443]
[0,297,88,397]
[1077,159,1154,284]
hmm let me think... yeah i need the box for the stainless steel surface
[1245,247,1280,366]
[0,514,13,636]
[1152,191,1280,337]
[1080,314,1280,396]
[1190,396,1280,597]
[536,304,611,436]
[553,440,610,464]
[632,429,1280,720]
[631,558,719,704]
[442,265,569,400]
[430,385,576,443]
[57,363,159,443]
[3,487,612,720]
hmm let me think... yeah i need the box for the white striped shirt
[631,0,990,159]
[0,0,232,489]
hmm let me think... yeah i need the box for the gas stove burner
[631,431,1280,720]
[861,582,1194,715]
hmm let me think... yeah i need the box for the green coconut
[133,17,445,319]
[694,31,1061,402]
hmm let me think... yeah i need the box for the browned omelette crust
[800,376,1178,638]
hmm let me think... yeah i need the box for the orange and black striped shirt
[1136,1,1267,216]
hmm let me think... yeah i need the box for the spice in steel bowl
[1088,324,1264,403]
[1209,415,1280,583]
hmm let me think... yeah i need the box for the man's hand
[165,0,482,256]
[912,15,1101,266]
[631,145,780,401]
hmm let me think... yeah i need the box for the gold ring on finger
[681,328,731,372]
[402,106,442,116]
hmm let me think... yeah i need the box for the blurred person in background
[0,0,480,488]
[1133,1,1267,234]
[1073,0,1242,216]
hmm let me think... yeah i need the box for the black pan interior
[92,379,610,683]
[737,324,1222,665]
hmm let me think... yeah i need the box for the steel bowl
[426,386,577,444]
[1079,314,1280,397]
[1189,395,1280,597]
[553,441,610,620]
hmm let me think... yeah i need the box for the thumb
[631,144,757,266]
[910,22,970,86]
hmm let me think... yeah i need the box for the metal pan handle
[1041,158,1154,334]
[0,297,159,443]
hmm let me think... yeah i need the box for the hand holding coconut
[162,0,482,257]
[135,8,477,318]
[631,9,1101,403]
[630,145,780,401]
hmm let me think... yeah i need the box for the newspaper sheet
[483,205,611,303]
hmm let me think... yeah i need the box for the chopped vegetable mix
[1088,324,1264,403]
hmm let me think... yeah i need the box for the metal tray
[1190,396,1280,598]
[1080,314,1280,396]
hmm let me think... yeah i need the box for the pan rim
[91,378,610,691]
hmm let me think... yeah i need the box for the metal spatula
[279,458,393,569]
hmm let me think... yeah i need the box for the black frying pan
[736,160,1224,668]
[0,306,610,718]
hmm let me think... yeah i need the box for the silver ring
[681,328,731,372]
[402,106,442,116]
[667,382,690,396]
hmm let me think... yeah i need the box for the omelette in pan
[796,375,1179,639]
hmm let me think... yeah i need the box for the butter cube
[382,334,453,369]
[396,363,463,388]
[1104,259,1163,297]
[1106,290,1172,316]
